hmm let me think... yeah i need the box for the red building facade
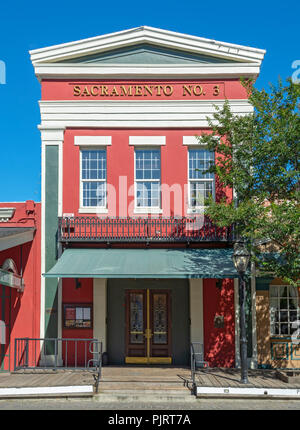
[0,201,41,371]
[29,27,265,367]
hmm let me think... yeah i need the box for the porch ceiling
[0,227,35,252]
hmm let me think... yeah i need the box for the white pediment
[30,26,265,65]
[30,26,265,80]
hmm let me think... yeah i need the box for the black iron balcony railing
[58,216,235,243]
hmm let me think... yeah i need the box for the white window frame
[79,147,108,214]
[269,284,300,337]
[134,147,162,214]
[187,147,215,214]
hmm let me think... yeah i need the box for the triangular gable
[30,26,265,65]
[59,43,242,65]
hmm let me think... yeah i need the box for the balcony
[58,216,235,244]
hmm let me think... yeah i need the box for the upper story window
[135,149,161,211]
[188,149,215,209]
[81,149,106,208]
[270,285,299,336]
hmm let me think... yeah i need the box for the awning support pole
[239,274,249,384]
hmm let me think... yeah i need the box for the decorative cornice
[38,126,65,142]
[32,63,262,81]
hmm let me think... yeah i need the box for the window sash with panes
[188,149,215,208]
[270,285,300,336]
[135,149,161,210]
[81,149,107,208]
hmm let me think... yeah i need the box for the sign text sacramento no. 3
[72,83,222,98]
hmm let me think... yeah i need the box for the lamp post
[232,240,250,384]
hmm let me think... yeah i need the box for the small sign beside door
[63,303,93,329]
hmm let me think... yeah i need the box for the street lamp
[232,240,250,384]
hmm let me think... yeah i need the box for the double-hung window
[81,149,106,208]
[188,149,215,209]
[270,285,299,336]
[135,149,161,211]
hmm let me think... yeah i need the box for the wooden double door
[125,289,172,364]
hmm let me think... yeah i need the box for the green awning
[44,248,238,279]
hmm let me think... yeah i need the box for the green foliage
[197,78,300,285]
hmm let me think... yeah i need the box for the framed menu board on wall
[63,303,93,329]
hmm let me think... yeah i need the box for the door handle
[144,328,153,339]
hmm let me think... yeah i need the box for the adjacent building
[0,201,41,371]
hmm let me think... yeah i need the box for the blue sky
[0,0,299,202]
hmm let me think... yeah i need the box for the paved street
[0,398,300,410]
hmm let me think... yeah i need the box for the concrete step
[99,381,190,390]
[95,389,196,403]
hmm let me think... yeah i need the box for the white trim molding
[133,208,163,215]
[183,136,202,146]
[184,135,220,147]
[74,136,112,146]
[0,386,93,397]
[38,127,65,142]
[196,386,300,398]
[39,99,253,129]
[78,207,108,214]
[183,135,220,146]
[0,208,16,222]
[129,136,166,146]
[32,63,263,81]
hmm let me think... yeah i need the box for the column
[189,279,204,344]
[93,278,107,353]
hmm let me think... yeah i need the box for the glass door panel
[125,289,171,364]
[150,290,171,361]
[152,293,168,344]
[129,293,144,344]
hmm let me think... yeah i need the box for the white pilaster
[93,278,107,351]
[189,279,204,344]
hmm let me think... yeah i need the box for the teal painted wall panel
[61,44,240,65]
[256,277,272,291]
[44,145,59,347]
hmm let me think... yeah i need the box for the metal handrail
[14,338,103,393]
[87,340,102,393]
[58,216,235,243]
[190,342,209,390]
